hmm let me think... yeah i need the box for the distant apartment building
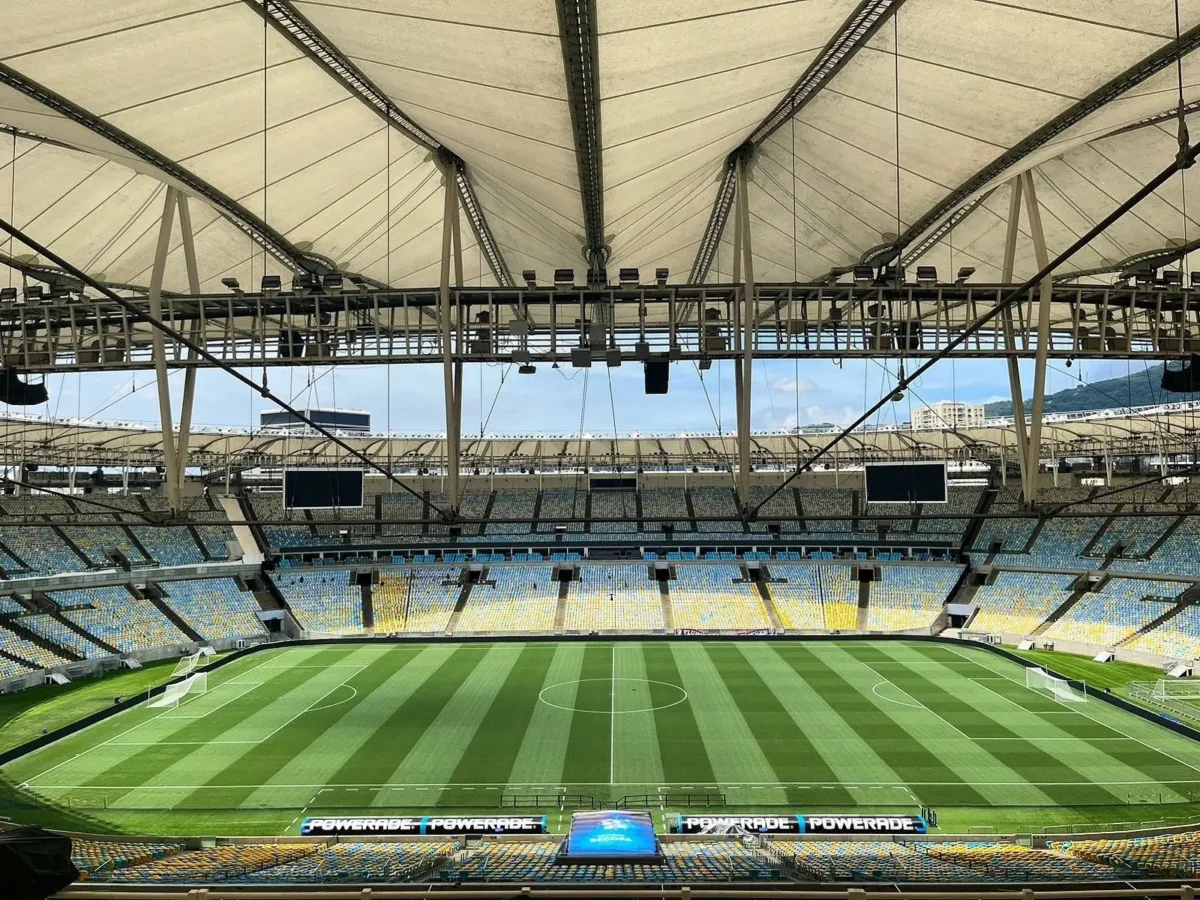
[912,401,985,430]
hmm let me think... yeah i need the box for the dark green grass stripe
[910,643,1200,793]
[175,647,423,810]
[702,642,854,806]
[642,643,716,788]
[776,644,989,807]
[560,644,612,786]
[446,644,557,790]
[326,646,489,786]
[842,644,1115,807]
[76,646,355,792]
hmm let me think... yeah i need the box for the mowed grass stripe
[443,644,558,802]
[789,644,988,807]
[910,643,1200,799]
[506,644,587,787]
[736,643,901,806]
[611,643,665,787]
[209,645,443,811]
[381,644,527,794]
[860,642,1115,807]
[95,647,373,810]
[642,644,715,787]
[703,642,850,806]
[560,644,611,786]
[21,645,332,794]
[669,643,785,803]
[324,645,487,791]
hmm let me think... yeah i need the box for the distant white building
[912,401,985,430]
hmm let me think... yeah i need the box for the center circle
[538,677,688,714]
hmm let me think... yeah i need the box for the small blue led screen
[563,810,659,859]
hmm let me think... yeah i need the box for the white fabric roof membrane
[2,0,1200,292]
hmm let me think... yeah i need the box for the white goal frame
[170,651,202,680]
[1025,667,1086,704]
[1151,679,1200,701]
[147,672,208,708]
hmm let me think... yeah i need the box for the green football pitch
[4,638,1200,836]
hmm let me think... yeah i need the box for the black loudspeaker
[278,331,304,359]
[0,825,79,900]
[1161,355,1200,393]
[644,360,669,394]
[0,369,48,406]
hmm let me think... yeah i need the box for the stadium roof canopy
[4,0,1200,300]
[3,402,1196,470]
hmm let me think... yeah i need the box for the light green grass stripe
[242,644,458,807]
[102,646,384,810]
[378,643,525,792]
[506,643,588,787]
[612,643,665,787]
[938,644,1200,792]
[810,643,1052,807]
[10,644,325,790]
[739,643,904,795]
[668,642,785,803]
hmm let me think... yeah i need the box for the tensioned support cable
[0,215,447,520]
[750,135,1200,519]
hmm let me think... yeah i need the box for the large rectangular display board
[865,461,947,504]
[300,815,546,836]
[558,810,663,863]
[283,468,364,509]
[671,813,927,835]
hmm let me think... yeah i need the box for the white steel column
[439,167,461,512]
[735,155,755,508]
[1022,170,1054,505]
[148,187,181,513]
[999,176,1031,504]
[174,194,203,506]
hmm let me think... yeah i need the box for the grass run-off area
[3,639,1200,838]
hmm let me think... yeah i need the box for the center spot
[538,677,688,713]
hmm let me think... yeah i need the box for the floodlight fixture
[0,287,16,305]
[655,268,669,287]
[221,277,242,294]
[348,274,369,293]
[24,285,43,303]
[853,265,874,286]
[1134,269,1155,288]
[291,273,315,297]
[260,275,282,298]
[618,267,639,287]
[554,268,575,288]
[954,266,976,285]
[322,272,344,295]
[915,266,937,286]
[522,269,537,286]
[1162,269,1183,289]
[518,364,537,375]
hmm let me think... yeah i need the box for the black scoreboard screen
[283,469,364,509]
[865,462,947,504]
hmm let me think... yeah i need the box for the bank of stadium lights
[955,267,976,285]
[916,266,937,287]
[220,277,243,295]
[260,275,281,299]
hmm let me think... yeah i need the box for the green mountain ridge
[983,364,1196,417]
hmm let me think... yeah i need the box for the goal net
[148,672,208,708]
[1025,667,1086,703]
[1151,679,1200,701]
[170,651,202,680]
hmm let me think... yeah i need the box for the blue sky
[29,357,1150,436]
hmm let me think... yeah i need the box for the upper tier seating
[186,504,236,560]
[969,572,1076,635]
[20,613,110,659]
[691,487,743,535]
[456,565,558,632]
[374,567,460,632]
[1129,516,1200,576]
[107,496,204,566]
[0,496,85,576]
[1045,578,1186,647]
[485,490,535,534]
[250,493,317,548]
[564,564,664,630]
[748,485,800,533]
[272,570,362,634]
[158,578,264,640]
[916,487,984,539]
[589,490,638,533]
[535,490,585,533]
[801,489,853,539]
[669,564,769,631]
[869,564,963,631]
[55,586,186,653]
[379,492,425,538]
[641,488,690,532]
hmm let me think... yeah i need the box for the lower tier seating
[158,578,264,640]
[669,564,769,631]
[374,567,460,632]
[456,566,558,632]
[563,565,665,631]
[272,570,362,634]
[869,565,963,631]
[56,586,187,653]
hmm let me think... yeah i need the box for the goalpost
[1025,667,1086,704]
[147,672,208,708]
[170,651,202,680]
[1151,679,1200,701]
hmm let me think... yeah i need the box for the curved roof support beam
[244,0,513,287]
[557,0,606,273]
[0,62,345,280]
[892,24,1200,268]
[690,0,906,284]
